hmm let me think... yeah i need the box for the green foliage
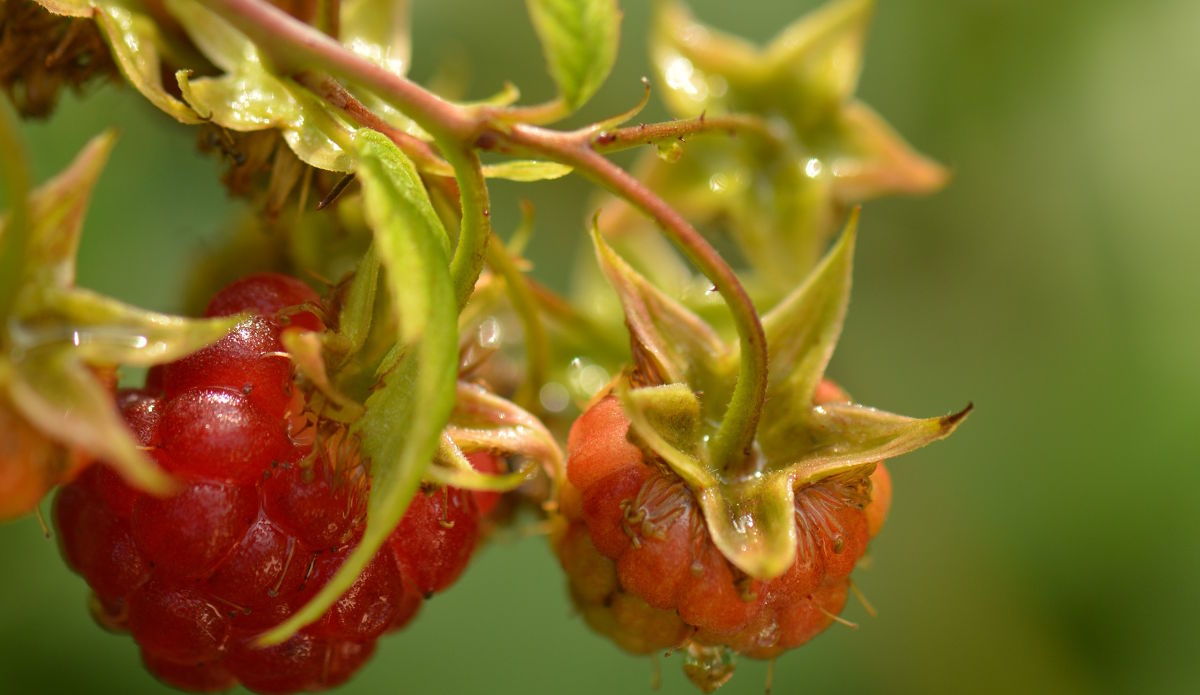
[526,0,621,112]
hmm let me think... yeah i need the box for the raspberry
[557,385,889,660]
[54,273,487,693]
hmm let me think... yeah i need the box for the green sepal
[590,221,728,399]
[525,0,621,113]
[429,432,535,493]
[697,472,799,580]
[280,329,363,422]
[615,381,713,492]
[15,129,115,288]
[21,287,241,367]
[6,351,174,496]
[0,128,247,508]
[760,209,857,416]
[258,129,457,645]
[441,380,564,490]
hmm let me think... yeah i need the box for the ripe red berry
[54,273,488,693]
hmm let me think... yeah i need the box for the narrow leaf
[31,0,91,17]
[782,402,972,487]
[446,381,563,486]
[765,0,873,103]
[163,0,258,73]
[259,130,456,645]
[526,0,620,111]
[429,432,536,493]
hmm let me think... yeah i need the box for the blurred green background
[3,0,1198,693]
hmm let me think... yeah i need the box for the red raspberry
[54,273,488,693]
[557,385,889,660]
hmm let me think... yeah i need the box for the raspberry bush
[0,0,968,691]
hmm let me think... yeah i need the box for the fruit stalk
[195,0,771,477]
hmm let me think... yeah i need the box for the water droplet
[804,157,824,178]
[477,317,502,349]
[657,141,683,163]
[538,382,570,413]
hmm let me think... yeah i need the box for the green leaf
[526,0,621,111]
[7,351,174,495]
[764,0,873,107]
[341,0,412,76]
[591,222,729,404]
[163,0,259,73]
[827,101,950,202]
[93,6,201,124]
[259,129,456,645]
[480,160,573,182]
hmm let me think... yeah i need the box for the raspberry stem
[197,0,770,473]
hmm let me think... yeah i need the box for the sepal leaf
[591,222,727,393]
[446,381,562,479]
[760,209,857,414]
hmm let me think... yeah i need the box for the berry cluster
[556,385,891,661]
[55,274,495,693]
